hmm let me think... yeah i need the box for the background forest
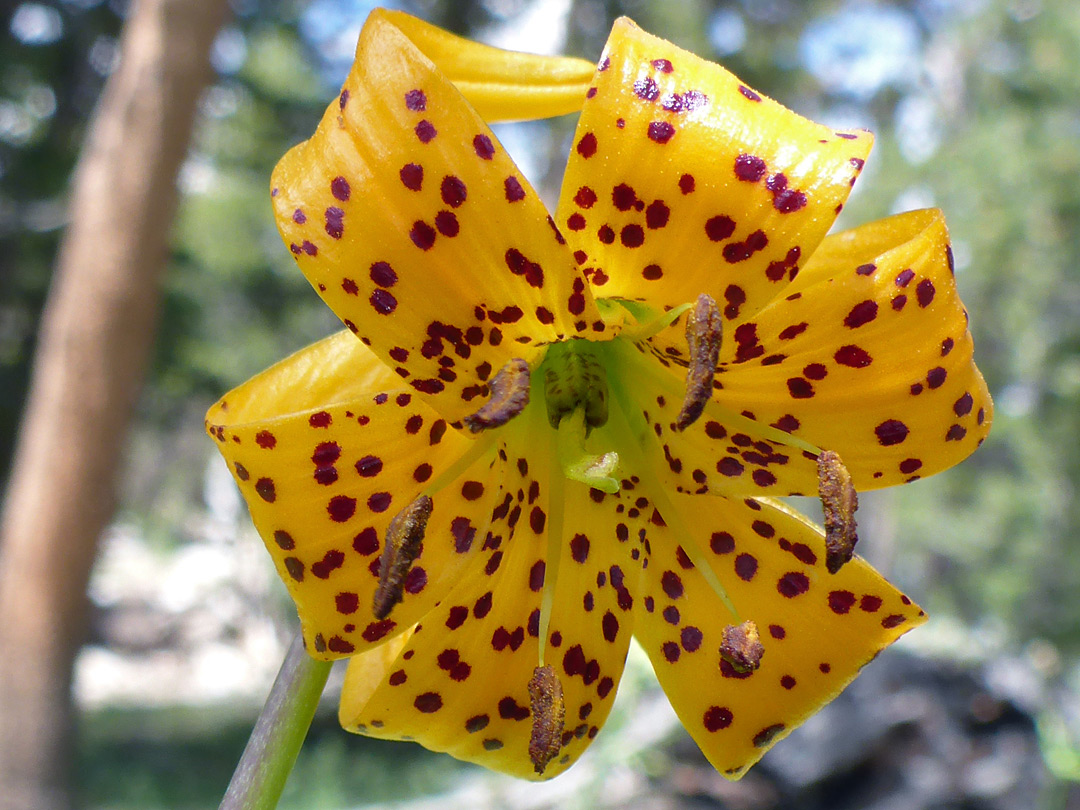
[1,0,1079,808]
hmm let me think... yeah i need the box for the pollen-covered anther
[818,449,859,573]
[463,358,531,433]
[372,494,433,619]
[527,665,565,775]
[675,293,722,431]
[719,620,765,674]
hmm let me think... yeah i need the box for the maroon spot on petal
[738,85,761,101]
[704,706,733,731]
[648,121,675,143]
[895,268,915,288]
[399,163,423,191]
[574,186,597,208]
[473,134,495,159]
[899,458,923,474]
[860,595,883,612]
[566,213,586,231]
[415,120,436,142]
[284,557,304,581]
[652,58,673,72]
[404,88,426,111]
[662,641,680,662]
[324,206,344,239]
[620,224,645,247]
[327,496,356,522]
[435,210,459,237]
[352,527,378,555]
[602,611,619,642]
[474,592,493,618]
[369,288,397,315]
[645,200,670,229]
[661,571,684,599]
[705,215,735,242]
[355,455,382,477]
[681,626,703,652]
[576,132,597,158]
[446,606,468,629]
[946,424,967,441]
[828,590,857,614]
[892,295,908,311]
[734,154,767,182]
[835,344,873,368]
[530,507,546,534]
[753,723,786,747]
[882,614,906,629]
[844,300,878,328]
[679,173,695,194]
[440,175,467,207]
[634,76,660,101]
[781,675,796,690]
[410,221,436,250]
[718,457,744,477]
[875,419,909,446]
[254,477,276,503]
[367,492,391,513]
[710,532,735,554]
[735,553,758,581]
[787,377,814,399]
[330,176,351,201]
[954,392,974,416]
[311,549,344,579]
[504,176,525,202]
[927,367,947,389]
[570,534,590,563]
[414,692,443,713]
[336,592,359,614]
[642,264,663,280]
[856,263,876,276]
[917,279,936,307]
[777,572,810,598]
[803,363,827,380]
[723,230,768,263]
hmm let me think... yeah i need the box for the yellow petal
[710,208,992,489]
[206,331,508,659]
[633,491,925,777]
[555,17,870,313]
[272,11,611,424]
[373,9,595,122]
[339,405,645,779]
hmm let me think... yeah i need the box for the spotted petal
[555,17,869,316]
[271,12,611,424]
[206,331,508,659]
[339,405,646,779]
[707,208,992,489]
[633,491,925,777]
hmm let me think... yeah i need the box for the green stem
[219,632,333,810]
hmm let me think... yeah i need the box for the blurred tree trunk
[0,1,227,807]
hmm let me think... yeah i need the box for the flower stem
[219,632,333,810]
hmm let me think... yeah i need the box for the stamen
[719,620,764,673]
[818,450,859,573]
[373,494,433,619]
[463,358,530,432]
[528,665,565,775]
[675,293,722,431]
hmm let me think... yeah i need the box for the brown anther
[818,449,859,573]
[719,620,765,673]
[675,294,722,431]
[527,665,565,775]
[463,358,530,432]
[372,494,433,619]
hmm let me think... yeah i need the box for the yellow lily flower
[206,10,991,781]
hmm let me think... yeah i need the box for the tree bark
[0,1,227,807]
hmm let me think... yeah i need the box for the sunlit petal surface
[209,8,992,783]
